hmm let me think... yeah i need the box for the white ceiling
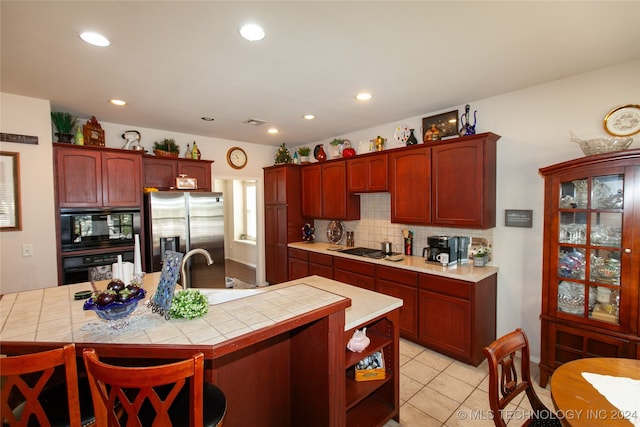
[2,1,639,147]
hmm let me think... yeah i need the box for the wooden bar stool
[1,343,95,426]
[82,348,226,427]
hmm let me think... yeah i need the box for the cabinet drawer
[309,252,332,266]
[309,264,333,279]
[376,265,417,287]
[334,257,375,276]
[288,247,309,261]
[334,269,374,291]
[419,274,470,299]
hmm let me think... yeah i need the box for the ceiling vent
[243,118,267,126]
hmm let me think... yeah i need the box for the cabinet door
[178,160,211,191]
[56,147,102,208]
[288,257,309,280]
[309,252,333,279]
[378,280,418,339]
[322,162,360,220]
[143,157,176,189]
[368,154,389,192]
[419,290,471,360]
[431,134,497,228]
[347,153,388,193]
[301,165,322,217]
[334,257,374,290]
[347,158,368,192]
[102,151,142,207]
[389,147,431,224]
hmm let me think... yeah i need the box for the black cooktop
[337,247,400,259]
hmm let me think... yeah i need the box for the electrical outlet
[22,244,33,257]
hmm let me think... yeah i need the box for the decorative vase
[315,144,327,162]
[55,132,74,143]
[406,129,418,145]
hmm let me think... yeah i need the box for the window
[242,180,257,240]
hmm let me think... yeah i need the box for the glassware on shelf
[589,285,620,324]
[572,180,588,208]
[589,252,621,285]
[559,223,587,244]
[558,248,586,279]
[557,281,595,315]
[590,224,622,247]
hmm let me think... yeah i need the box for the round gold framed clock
[227,147,247,169]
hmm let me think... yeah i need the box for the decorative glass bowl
[83,289,146,329]
[570,132,633,156]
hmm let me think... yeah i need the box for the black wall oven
[59,209,140,284]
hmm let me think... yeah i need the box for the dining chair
[1,343,96,427]
[82,348,226,427]
[483,328,561,427]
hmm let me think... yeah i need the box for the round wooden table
[550,358,640,426]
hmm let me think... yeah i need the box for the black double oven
[59,209,140,284]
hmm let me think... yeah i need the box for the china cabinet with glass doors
[538,149,640,387]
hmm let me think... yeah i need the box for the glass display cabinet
[538,149,640,387]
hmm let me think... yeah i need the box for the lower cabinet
[375,265,418,341]
[288,248,309,280]
[344,309,400,426]
[309,252,333,279]
[334,257,375,291]
[418,273,497,366]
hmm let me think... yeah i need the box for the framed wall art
[0,151,22,231]
[422,110,459,142]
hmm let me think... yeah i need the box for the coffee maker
[455,236,471,264]
[425,236,458,265]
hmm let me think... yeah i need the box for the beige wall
[0,93,58,293]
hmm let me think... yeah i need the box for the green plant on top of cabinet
[301,161,360,220]
[54,144,142,208]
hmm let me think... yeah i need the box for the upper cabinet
[347,152,388,193]
[55,144,142,208]
[142,156,213,191]
[389,133,499,228]
[431,133,499,228]
[301,161,360,220]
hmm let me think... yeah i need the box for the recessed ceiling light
[267,128,279,134]
[356,93,372,101]
[303,114,316,120]
[80,31,110,47]
[109,99,126,106]
[240,24,265,41]
[201,116,215,121]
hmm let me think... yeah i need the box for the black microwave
[60,209,141,252]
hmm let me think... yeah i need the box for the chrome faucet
[180,248,214,289]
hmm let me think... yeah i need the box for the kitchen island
[0,273,402,427]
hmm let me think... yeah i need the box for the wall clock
[227,147,247,169]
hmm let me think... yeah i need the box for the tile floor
[384,338,554,426]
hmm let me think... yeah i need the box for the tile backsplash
[313,193,494,258]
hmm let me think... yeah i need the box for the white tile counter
[289,241,499,282]
[0,273,401,346]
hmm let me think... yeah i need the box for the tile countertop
[289,241,499,282]
[0,273,401,346]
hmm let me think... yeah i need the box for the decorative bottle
[406,129,418,145]
[75,126,84,145]
[192,142,201,160]
[185,143,191,158]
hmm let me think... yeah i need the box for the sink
[198,288,263,305]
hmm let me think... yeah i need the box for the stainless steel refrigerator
[144,192,225,288]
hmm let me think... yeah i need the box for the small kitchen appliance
[455,236,471,264]
[426,236,458,265]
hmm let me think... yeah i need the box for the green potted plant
[329,138,345,158]
[473,247,491,267]
[297,146,311,163]
[153,138,180,157]
[51,112,78,143]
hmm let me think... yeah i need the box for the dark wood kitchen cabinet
[334,257,374,291]
[388,133,499,228]
[538,149,640,387]
[389,146,431,224]
[264,164,306,284]
[347,152,388,193]
[142,156,213,191]
[54,144,142,208]
[288,248,333,280]
[301,161,360,220]
[417,273,497,366]
[375,265,418,340]
[431,132,499,228]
